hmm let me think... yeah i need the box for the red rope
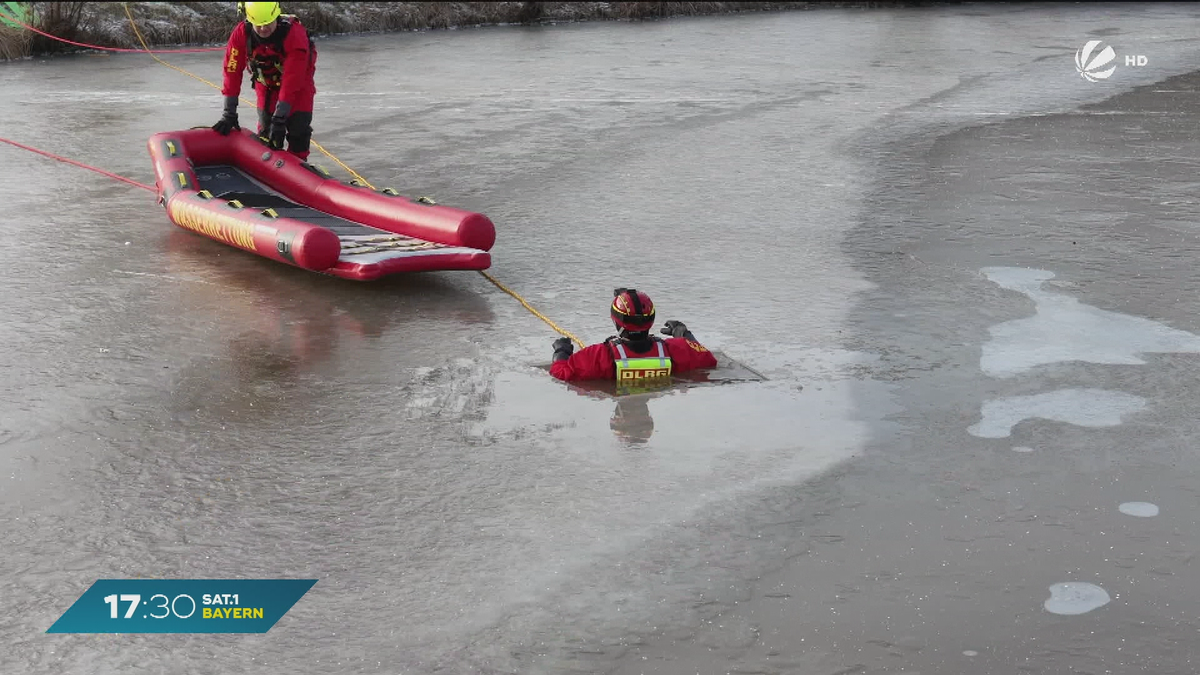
[0,5,223,54]
[0,136,155,192]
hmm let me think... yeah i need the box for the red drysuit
[220,17,316,132]
[550,336,718,382]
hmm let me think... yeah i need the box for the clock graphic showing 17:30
[46,579,317,634]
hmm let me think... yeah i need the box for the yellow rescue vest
[613,340,673,392]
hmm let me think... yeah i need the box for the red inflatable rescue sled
[146,128,495,280]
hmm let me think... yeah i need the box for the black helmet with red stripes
[611,288,655,334]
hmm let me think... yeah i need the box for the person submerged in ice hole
[549,288,718,389]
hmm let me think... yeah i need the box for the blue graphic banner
[46,579,317,633]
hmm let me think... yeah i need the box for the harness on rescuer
[238,2,316,89]
[609,288,673,387]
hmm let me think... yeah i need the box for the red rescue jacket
[221,17,317,110]
[550,336,718,382]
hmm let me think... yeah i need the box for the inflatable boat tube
[146,128,495,280]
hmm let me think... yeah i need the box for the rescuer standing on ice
[550,288,718,384]
[212,2,317,161]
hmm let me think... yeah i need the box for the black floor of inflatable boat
[193,164,384,238]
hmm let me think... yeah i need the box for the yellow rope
[309,140,374,188]
[121,4,243,102]
[478,271,586,349]
[121,3,585,350]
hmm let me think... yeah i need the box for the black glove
[661,320,690,339]
[552,337,574,362]
[266,101,291,150]
[267,115,287,149]
[212,95,239,135]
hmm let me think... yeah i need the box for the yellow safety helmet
[243,2,281,27]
